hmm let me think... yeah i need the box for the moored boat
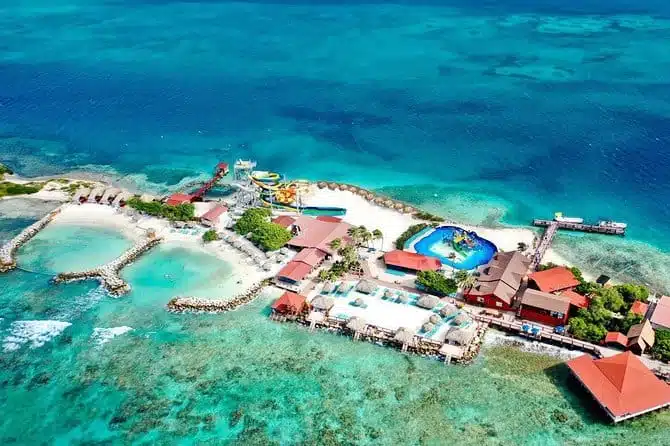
[598,220,628,229]
[553,212,583,224]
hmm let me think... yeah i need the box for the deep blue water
[1,1,670,282]
[413,226,497,269]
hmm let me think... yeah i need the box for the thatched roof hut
[383,199,395,207]
[327,182,338,190]
[394,327,416,348]
[393,202,405,210]
[453,312,472,326]
[439,304,458,317]
[338,184,348,191]
[422,322,435,333]
[429,314,441,324]
[365,192,375,200]
[346,316,367,333]
[317,181,327,189]
[417,295,440,309]
[373,197,385,205]
[356,280,376,294]
[445,325,476,346]
[355,188,367,196]
[404,206,417,214]
[321,281,335,294]
[311,296,335,311]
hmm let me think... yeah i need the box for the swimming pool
[413,226,497,270]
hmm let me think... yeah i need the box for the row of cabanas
[315,181,418,215]
[221,232,273,270]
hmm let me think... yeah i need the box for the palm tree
[517,242,528,252]
[361,229,373,248]
[372,229,383,250]
[329,238,342,251]
[347,227,362,246]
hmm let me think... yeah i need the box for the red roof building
[383,250,441,272]
[166,193,194,206]
[464,251,531,311]
[271,291,307,315]
[316,216,342,223]
[566,352,670,422]
[201,205,227,226]
[292,247,327,267]
[630,301,649,317]
[286,216,352,255]
[559,289,590,310]
[650,295,670,330]
[272,215,296,228]
[528,267,580,293]
[604,332,628,350]
[275,248,328,290]
[519,289,571,326]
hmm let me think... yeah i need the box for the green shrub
[416,270,457,297]
[395,223,429,249]
[0,181,43,198]
[126,197,194,221]
[651,330,670,362]
[413,211,444,222]
[234,208,291,251]
[0,163,14,180]
[202,229,219,243]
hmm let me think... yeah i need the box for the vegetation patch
[202,229,219,243]
[416,270,457,296]
[394,223,430,249]
[413,211,444,222]
[0,181,44,198]
[234,207,291,251]
[651,329,670,362]
[0,163,14,180]
[126,197,194,221]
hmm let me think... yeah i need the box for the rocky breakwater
[53,236,162,296]
[0,208,61,272]
[167,279,270,313]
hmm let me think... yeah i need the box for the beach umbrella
[394,327,416,351]
[417,295,439,309]
[383,289,394,299]
[446,325,476,346]
[404,206,417,214]
[393,202,405,210]
[317,181,327,189]
[365,192,375,201]
[353,297,365,307]
[453,312,471,326]
[422,322,435,333]
[440,304,458,317]
[356,280,376,294]
[355,188,367,196]
[338,184,348,191]
[383,199,394,207]
[429,314,441,324]
[398,294,409,304]
[311,296,335,311]
[327,182,337,190]
[322,282,334,294]
[373,197,385,205]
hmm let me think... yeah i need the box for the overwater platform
[532,219,625,236]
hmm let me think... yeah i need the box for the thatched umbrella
[445,325,476,346]
[327,182,337,190]
[405,206,417,214]
[347,316,367,340]
[383,289,394,299]
[353,297,365,307]
[439,303,458,317]
[373,197,385,205]
[383,199,395,208]
[422,322,435,333]
[317,181,327,189]
[356,280,376,294]
[311,296,335,311]
[322,281,335,294]
[398,294,409,304]
[356,188,367,196]
[393,202,405,210]
[349,186,360,194]
[338,184,348,191]
[429,314,441,324]
[417,295,440,309]
[365,192,375,201]
[394,327,416,351]
[453,312,472,326]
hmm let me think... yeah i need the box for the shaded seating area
[310,296,335,312]
[356,279,377,294]
[393,327,416,352]
[417,295,440,310]
[444,324,477,346]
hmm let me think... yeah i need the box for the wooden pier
[533,219,625,236]
[53,236,162,296]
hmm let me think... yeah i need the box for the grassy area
[126,197,194,221]
[0,181,44,198]
[0,163,13,181]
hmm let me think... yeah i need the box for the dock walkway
[533,219,625,235]
[0,208,61,272]
[53,236,161,296]
[530,221,558,270]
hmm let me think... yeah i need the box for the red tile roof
[276,261,312,282]
[166,193,193,206]
[292,248,326,267]
[287,216,352,255]
[316,216,342,223]
[272,215,296,228]
[566,352,670,422]
[560,290,589,309]
[384,250,441,272]
[528,267,580,293]
[271,291,306,314]
[201,205,227,222]
[650,296,670,329]
[604,332,628,348]
[630,301,649,317]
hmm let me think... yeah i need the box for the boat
[598,220,627,229]
[553,212,583,224]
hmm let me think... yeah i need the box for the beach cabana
[429,314,441,325]
[453,312,472,326]
[439,304,458,317]
[417,295,440,309]
[394,327,416,352]
[310,296,335,312]
[346,317,367,340]
[356,280,376,294]
[317,181,327,189]
[445,325,476,346]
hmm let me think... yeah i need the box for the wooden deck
[533,219,625,235]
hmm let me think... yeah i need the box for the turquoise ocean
[1,0,670,443]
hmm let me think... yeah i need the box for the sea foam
[2,320,72,352]
[91,326,133,346]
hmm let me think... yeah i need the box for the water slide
[249,171,346,216]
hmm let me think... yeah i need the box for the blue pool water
[413,226,497,270]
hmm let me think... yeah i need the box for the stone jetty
[0,208,61,273]
[53,236,162,296]
[166,279,270,313]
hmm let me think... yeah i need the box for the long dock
[166,279,270,313]
[0,208,61,272]
[530,221,559,270]
[53,236,162,296]
[533,219,625,235]
[472,314,602,357]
